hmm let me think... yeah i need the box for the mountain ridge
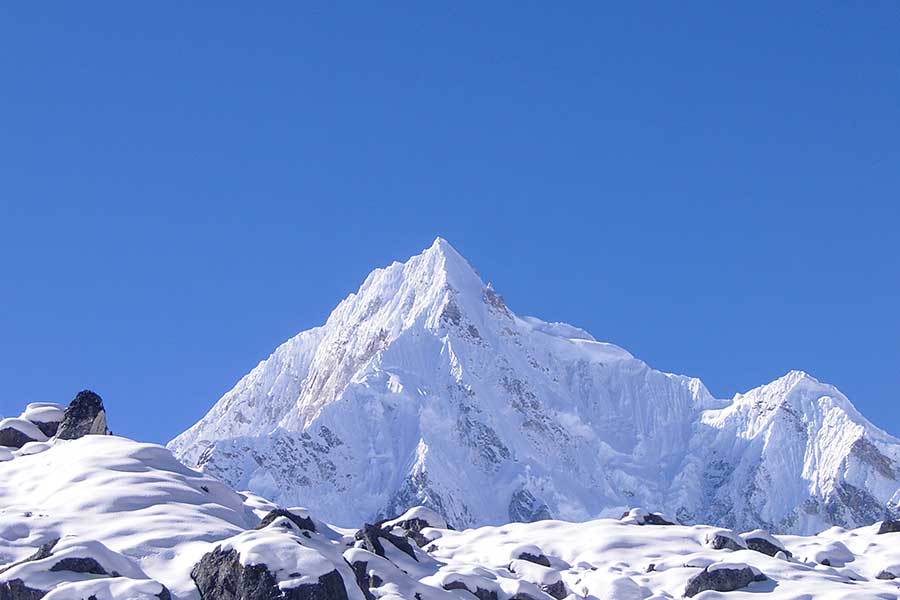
[168,238,900,534]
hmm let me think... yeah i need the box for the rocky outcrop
[255,509,316,533]
[0,420,44,449]
[354,524,417,562]
[742,530,791,558]
[705,530,746,551]
[55,390,110,440]
[684,564,765,597]
[878,519,900,534]
[0,579,46,600]
[191,547,350,600]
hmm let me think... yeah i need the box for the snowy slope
[169,238,900,534]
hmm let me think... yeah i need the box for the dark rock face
[707,533,745,551]
[0,428,37,450]
[642,513,675,526]
[685,566,764,597]
[33,422,59,439]
[541,580,567,600]
[745,536,791,558]
[508,489,552,523]
[354,524,417,562]
[877,569,897,580]
[56,390,110,440]
[878,519,900,534]
[0,579,46,600]
[515,551,550,567]
[442,581,497,600]
[191,547,351,600]
[255,509,316,533]
[49,556,109,575]
[347,560,377,600]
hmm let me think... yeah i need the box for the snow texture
[169,238,900,534]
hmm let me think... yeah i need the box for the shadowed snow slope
[169,238,900,533]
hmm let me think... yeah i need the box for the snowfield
[3,418,900,598]
[169,238,900,535]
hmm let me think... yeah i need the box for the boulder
[620,508,676,526]
[191,547,350,600]
[354,524,417,562]
[255,509,316,533]
[705,530,747,552]
[0,579,46,600]
[378,506,447,547]
[741,529,791,558]
[878,519,900,534]
[0,419,46,450]
[684,563,765,597]
[55,390,110,440]
[20,403,65,438]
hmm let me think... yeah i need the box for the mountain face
[168,238,900,534]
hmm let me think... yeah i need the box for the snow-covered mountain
[7,393,900,600]
[168,238,900,534]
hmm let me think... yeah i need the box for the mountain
[168,238,900,534]
[7,393,900,600]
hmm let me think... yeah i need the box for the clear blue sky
[2,3,898,443]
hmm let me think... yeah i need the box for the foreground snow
[3,426,900,598]
[169,238,900,534]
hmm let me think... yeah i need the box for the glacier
[168,237,900,534]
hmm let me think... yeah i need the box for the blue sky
[1,3,898,443]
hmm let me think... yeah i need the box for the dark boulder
[56,390,110,440]
[33,422,59,439]
[347,560,377,600]
[442,580,497,600]
[354,524,417,562]
[685,565,765,597]
[642,513,675,526]
[744,536,791,558]
[49,556,109,575]
[0,424,39,449]
[0,579,46,600]
[876,569,897,580]
[515,551,550,568]
[191,547,351,600]
[541,580,567,600]
[878,520,900,535]
[255,509,316,533]
[707,532,746,552]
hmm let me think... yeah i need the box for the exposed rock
[56,390,110,440]
[509,488,552,523]
[442,580,497,600]
[620,508,676,526]
[742,530,791,558]
[684,564,764,597]
[515,551,550,568]
[347,560,377,600]
[354,524,417,562]
[642,513,676,526]
[876,569,897,580]
[255,509,316,533]
[706,530,747,551]
[878,519,900,534]
[0,579,46,600]
[0,420,42,450]
[0,539,59,576]
[49,556,109,575]
[378,507,448,547]
[541,580,567,600]
[191,547,350,600]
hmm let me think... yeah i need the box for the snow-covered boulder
[741,529,791,558]
[684,562,765,597]
[191,527,365,600]
[877,519,900,534]
[55,390,110,440]
[704,529,747,551]
[0,418,46,449]
[255,509,316,533]
[379,506,448,547]
[19,403,64,438]
[621,508,676,526]
[354,524,418,562]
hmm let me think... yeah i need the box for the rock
[354,524,417,562]
[516,551,550,568]
[49,556,109,575]
[255,509,316,533]
[684,563,764,597]
[706,530,746,551]
[20,404,65,438]
[878,519,900,534]
[442,580,498,600]
[191,547,351,600]
[877,569,897,580]
[0,539,59,577]
[620,508,676,526]
[541,580,567,600]
[742,530,791,558]
[0,419,45,450]
[0,579,46,600]
[347,560,378,600]
[55,390,110,440]
[378,506,448,547]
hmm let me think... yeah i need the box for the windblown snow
[168,238,900,535]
